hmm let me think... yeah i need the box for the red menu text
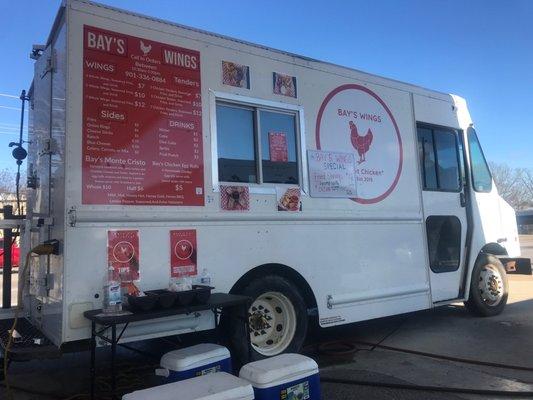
[82,26,204,206]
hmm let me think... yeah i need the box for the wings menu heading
[82,26,204,206]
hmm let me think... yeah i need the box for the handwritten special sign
[308,150,357,198]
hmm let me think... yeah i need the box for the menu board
[308,150,357,198]
[82,26,204,206]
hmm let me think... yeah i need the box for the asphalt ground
[1,236,533,399]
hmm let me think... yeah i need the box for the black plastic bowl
[127,294,157,312]
[145,289,177,309]
[193,285,213,304]
[175,289,196,306]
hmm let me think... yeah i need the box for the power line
[0,105,26,111]
[0,93,19,99]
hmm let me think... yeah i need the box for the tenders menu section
[82,26,204,206]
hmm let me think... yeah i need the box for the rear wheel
[464,254,508,317]
[249,290,298,356]
[229,275,308,361]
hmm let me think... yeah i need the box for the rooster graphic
[119,246,129,257]
[349,121,373,164]
[140,40,152,56]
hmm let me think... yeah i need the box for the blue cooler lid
[161,343,230,371]
[123,372,254,400]
[239,353,318,389]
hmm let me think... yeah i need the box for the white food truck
[1,0,527,361]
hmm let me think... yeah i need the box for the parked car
[0,238,20,270]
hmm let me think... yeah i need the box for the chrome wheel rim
[478,264,504,306]
[248,291,296,356]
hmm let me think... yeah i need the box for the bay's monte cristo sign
[316,84,403,204]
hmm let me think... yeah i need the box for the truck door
[417,124,468,302]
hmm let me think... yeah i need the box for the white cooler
[239,354,320,400]
[122,372,254,400]
[156,343,232,382]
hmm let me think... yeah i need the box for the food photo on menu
[277,187,301,212]
[273,72,297,98]
[222,60,250,88]
[220,185,251,211]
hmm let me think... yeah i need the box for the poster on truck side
[308,150,357,198]
[315,84,403,204]
[170,230,197,278]
[220,185,250,211]
[107,230,140,281]
[273,72,297,98]
[276,187,301,212]
[82,26,204,206]
[269,132,288,162]
[222,61,250,89]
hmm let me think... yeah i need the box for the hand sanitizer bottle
[103,266,122,314]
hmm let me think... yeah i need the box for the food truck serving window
[216,101,299,185]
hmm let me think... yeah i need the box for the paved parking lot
[317,273,533,399]
[317,235,533,399]
[1,237,533,399]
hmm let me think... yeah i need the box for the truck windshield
[467,127,492,192]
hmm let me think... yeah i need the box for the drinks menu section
[82,26,204,206]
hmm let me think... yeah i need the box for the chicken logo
[112,241,135,263]
[140,40,152,56]
[174,239,193,260]
[349,121,373,164]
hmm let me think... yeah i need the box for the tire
[464,254,508,317]
[227,275,308,362]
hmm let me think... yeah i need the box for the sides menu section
[82,25,204,206]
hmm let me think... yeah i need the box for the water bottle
[103,266,122,314]
[199,268,211,287]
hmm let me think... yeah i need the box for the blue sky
[0,0,532,173]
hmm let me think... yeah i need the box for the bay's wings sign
[316,84,403,204]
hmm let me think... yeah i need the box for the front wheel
[229,275,308,361]
[464,254,508,317]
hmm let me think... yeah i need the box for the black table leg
[111,324,117,399]
[213,309,221,344]
[90,321,96,400]
[243,303,252,363]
